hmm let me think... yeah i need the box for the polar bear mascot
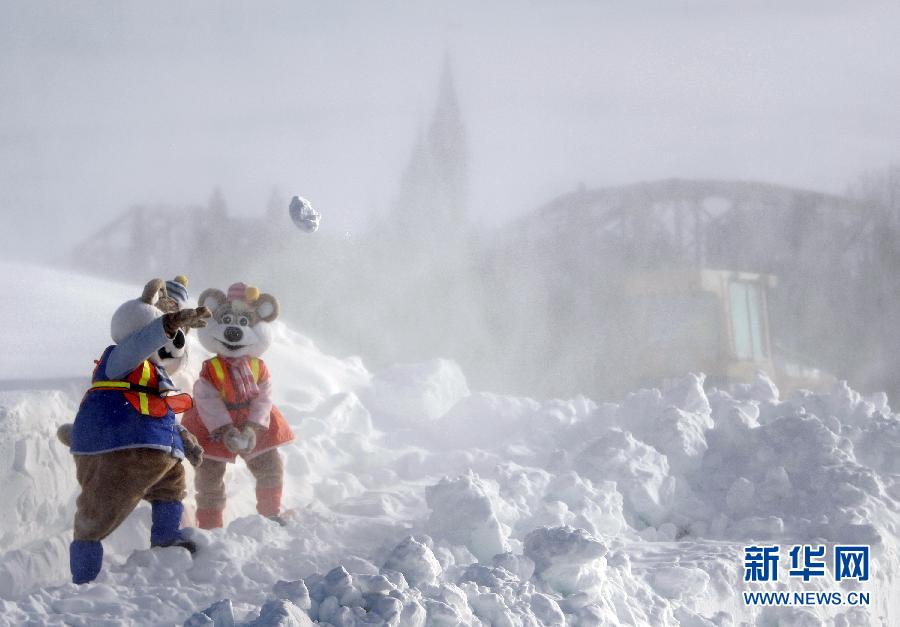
[182,282,294,529]
[64,277,210,584]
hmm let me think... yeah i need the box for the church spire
[390,55,468,245]
[427,55,467,221]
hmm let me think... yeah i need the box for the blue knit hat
[166,275,189,305]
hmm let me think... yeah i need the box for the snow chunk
[184,599,235,627]
[524,526,607,596]
[650,566,709,600]
[383,536,442,587]
[365,359,470,428]
[618,376,714,474]
[247,599,314,626]
[425,472,511,562]
[273,580,312,610]
[575,428,674,528]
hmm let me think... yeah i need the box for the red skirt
[181,404,294,462]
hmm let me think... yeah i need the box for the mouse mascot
[63,277,210,584]
[181,282,294,529]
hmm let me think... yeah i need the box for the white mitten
[223,425,257,454]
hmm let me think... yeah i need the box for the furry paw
[179,428,204,467]
[163,307,212,336]
[56,423,73,447]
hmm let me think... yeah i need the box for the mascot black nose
[173,329,185,349]
[224,326,243,342]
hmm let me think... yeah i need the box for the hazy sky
[2,0,898,260]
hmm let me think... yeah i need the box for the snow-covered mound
[0,262,138,381]
[0,265,898,625]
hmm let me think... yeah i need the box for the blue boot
[70,540,103,584]
[150,500,196,553]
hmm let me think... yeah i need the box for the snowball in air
[289,196,320,233]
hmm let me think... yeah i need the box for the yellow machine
[616,269,829,393]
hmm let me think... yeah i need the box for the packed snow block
[458,563,518,589]
[852,412,900,475]
[453,561,562,626]
[0,538,70,599]
[0,263,136,379]
[382,536,442,587]
[544,472,626,537]
[124,544,193,580]
[824,379,884,427]
[492,552,535,582]
[617,379,713,475]
[650,566,709,600]
[728,371,780,404]
[263,323,371,413]
[368,594,402,622]
[575,428,674,528]
[432,392,543,449]
[643,406,709,475]
[661,373,712,416]
[396,597,426,627]
[323,565,363,606]
[246,599,314,626]
[672,606,720,627]
[425,583,481,625]
[776,379,887,432]
[353,573,394,595]
[570,601,621,625]
[706,396,759,446]
[425,472,511,562]
[524,526,607,597]
[184,599,235,627]
[524,526,607,574]
[273,579,312,609]
[299,392,374,440]
[530,593,565,626]
[0,391,80,553]
[49,583,128,615]
[727,516,784,539]
[364,359,470,429]
[468,589,518,626]
[312,472,368,508]
[692,394,893,544]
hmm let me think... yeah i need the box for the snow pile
[363,359,469,428]
[0,265,898,625]
[425,473,510,562]
[0,262,135,381]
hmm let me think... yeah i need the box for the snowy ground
[0,264,898,626]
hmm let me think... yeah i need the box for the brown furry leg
[144,459,186,502]
[194,458,228,512]
[73,449,179,541]
[246,450,284,518]
[245,449,284,489]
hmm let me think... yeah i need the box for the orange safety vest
[181,355,294,461]
[207,356,261,414]
[90,359,193,417]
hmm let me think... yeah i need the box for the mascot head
[110,276,192,372]
[197,282,279,359]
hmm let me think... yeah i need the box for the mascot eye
[238,316,249,326]
[222,314,233,324]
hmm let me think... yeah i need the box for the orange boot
[196,508,224,529]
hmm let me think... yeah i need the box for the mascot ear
[141,279,166,305]
[255,294,279,322]
[198,288,226,311]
